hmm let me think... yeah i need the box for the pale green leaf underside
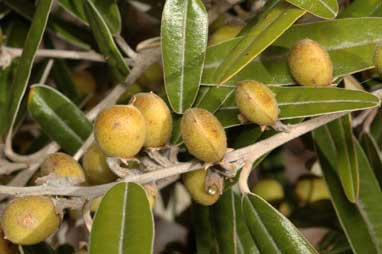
[286,0,338,19]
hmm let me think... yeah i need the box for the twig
[3,47,133,65]
[115,35,138,59]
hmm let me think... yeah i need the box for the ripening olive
[72,70,96,96]
[41,152,86,183]
[252,179,284,203]
[130,93,173,148]
[183,169,220,206]
[82,143,117,185]
[0,229,15,254]
[208,24,244,46]
[181,108,227,163]
[288,39,333,86]
[137,63,163,92]
[235,80,279,126]
[295,177,330,204]
[94,105,146,158]
[1,196,60,245]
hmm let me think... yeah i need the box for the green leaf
[327,116,359,202]
[59,0,121,34]
[207,87,380,128]
[199,18,382,112]
[89,182,154,254]
[192,204,215,254]
[211,189,236,254]
[360,132,382,188]
[213,2,305,84]
[84,0,129,82]
[28,85,92,154]
[314,127,382,254]
[286,0,338,19]
[242,194,318,254]
[0,63,13,138]
[339,0,382,18]
[3,0,92,49]
[234,194,260,254]
[51,60,80,102]
[161,0,208,113]
[8,0,53,128]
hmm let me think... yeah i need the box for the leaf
[326,115,359,202]
[314,127,382,254]
[286,0,338,19]
[28,85,92,154]
[242,194,318,254]
[360,132,382,188]
[0,63,13,138]
[213,2,305,84]
[234,194,260,254]
[161,0,208,113]
[89,182,154,254]
[192,204,215,254]
[339,0,382,18]
[209,87,380,128]
[59,0,121,34]
[3,0,92,49]
[210,189,236,254]
[51,60,80,102]
[7,0,53,128]
[199,18,382,112]
[84,0,129,82]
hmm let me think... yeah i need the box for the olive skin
[374,44,382,77]
[235,80,279,126]
[131,93,173,148]
[295,177,330,204]
[0,229,15,254]
[72,70,96,96]
[183,169,220,206]
[1,196,60,245]
[41,152,86,183]
[181,108,227,163]
[288,39,333,86]
[208,24,244,46]
[252,179,284,203]
[82,143,117,185]
[94,105,146,158]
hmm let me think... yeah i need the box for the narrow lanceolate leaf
[28,85,92,154]
[339,0,382,18]
[314,127,382,254]
[211,190,237,254]
[192,204,215,254]
[360,132,382,188]
[213,2,305,84]
[84,0,129,81]
[242,194,318,254]
[161,0,208,113]
[234,194,260,254]
[286,0,338,19]
[327,115,359,203]
[202,87,380,128]
[59,0,121,34]
[0,63,13,137]
[199,18,382,113]
[89,183,154,254]
[8,0,53,128]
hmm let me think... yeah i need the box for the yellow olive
[1,196,60,245]
[72,70,96,96]
[183,169,220,206]
[295,177,330,204]
[288,39,333,86]
[137,63,163,91]
[181,108,227,163]
[41,152,86,183]
[374,44,382,77]
[252,179,284,203]
[82,143,117,185]
[235,80,279,126]
[94,105,146,158]
[278,202,292,217]
[208,24,244,46]
[0,229,15,254]
[131,93,173,148]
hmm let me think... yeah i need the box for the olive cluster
[0,32,334,247]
